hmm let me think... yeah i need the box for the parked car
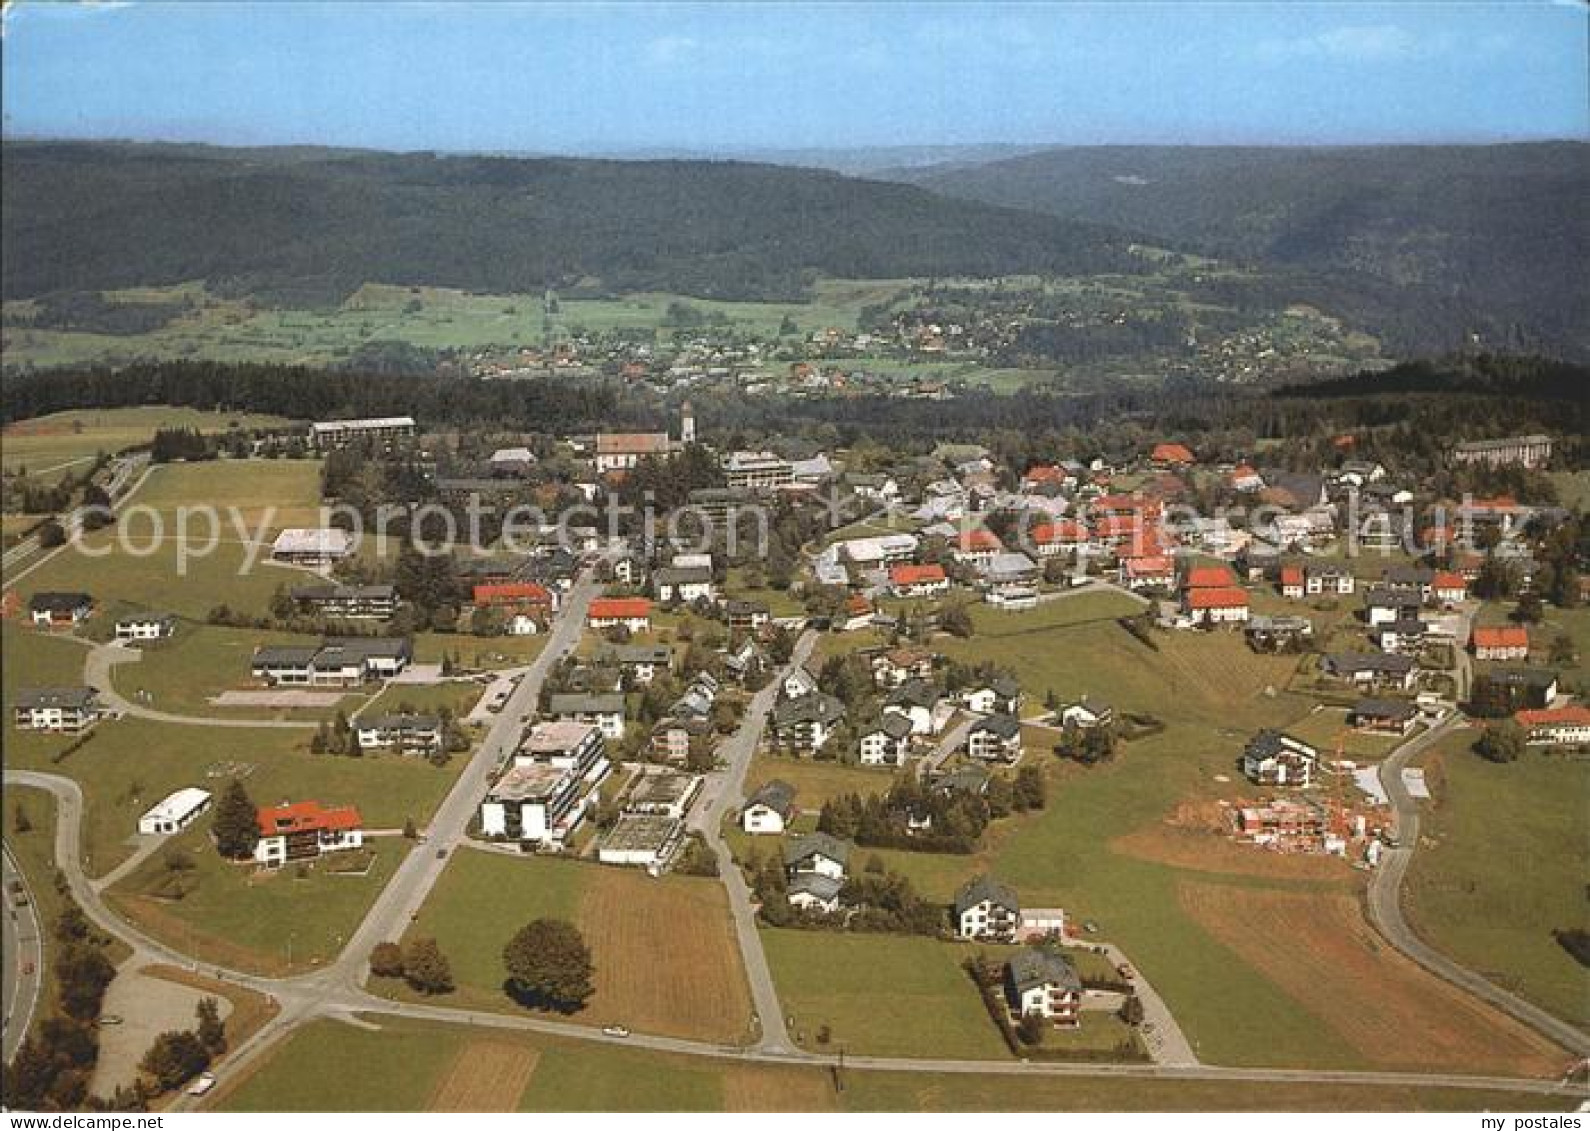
[187,1072,217,1096]
[601,1025,631,1038]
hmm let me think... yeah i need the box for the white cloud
[1255,24,1440,64]
[644,33,698,66]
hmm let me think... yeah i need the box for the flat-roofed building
[271,528,352,565]
[597,814,686,868]
[1451,434,1552,470]
[138,788,212,835]
[309,416,416,450]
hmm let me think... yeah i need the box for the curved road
[1,844,44,1064]
[1370,718,1590,1058]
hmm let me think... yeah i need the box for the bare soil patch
[1112,799,1353,881]
[427,1040,540,1112]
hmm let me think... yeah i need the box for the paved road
[1059,937,1197,1066]
[699,629,817,1054]
[1,844,45,1063]
[917,712,978,781]
[3,455,152,582]
[1369,717,1590,1059]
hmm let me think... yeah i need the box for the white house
[13,687,102,733]
[1240,730,1319,787]
[966,713,1023,763]
[787,872,845,914]
[742,780,796,834]
[587,598,653,633]
[858,714,914,766]
[115,613,177,642]
[783,832,851,881]
[1059,696,1114,730]
[961,676,1020,716]
[356,712,443,753]
[547,692,627,740]
[954,875,1021,942]
[253,800,364,867]
[1004,950,1082,1026]
[137,788,212,836]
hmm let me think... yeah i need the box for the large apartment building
[308,416,417,450]
[480,721,609,847]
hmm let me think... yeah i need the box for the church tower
[680,401,696,445]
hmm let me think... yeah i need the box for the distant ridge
[1,140,1138,305]
[890,142,1590,359]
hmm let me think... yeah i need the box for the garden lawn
[107,832,407,975]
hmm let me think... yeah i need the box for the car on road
[187,1072,217,1096]
[601,1025,631,1038]
[97,1015,123,1026]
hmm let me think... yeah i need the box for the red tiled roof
[589,597,653,620]
[1092,515,1144,538]
[256,800,362,838]
[1031,520,1087,544]
[1431,571,1467,592]
[1123,556,1174,577]
[1186,586,1249,610]
[846,594,873,616]
[1183,565,1238,589]
[890,563,947,586]
[1152,442,1195,465]
[1023,465,1065,484]
[1472,625,1528,650]
[596,432,672,456]
[1515,705,1590,727]
[1280,566,1305,587]
[956,530,1002,552]
[473,582,553,607]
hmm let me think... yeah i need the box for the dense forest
[1,141,1140,305]
[6,356,1583,484]
[895,143,1590,359]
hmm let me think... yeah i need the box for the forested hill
[894,143,1590,358]
[0,141,1139,304]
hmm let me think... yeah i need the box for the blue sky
[2,1,1585,151]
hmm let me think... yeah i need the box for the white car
[187,1072,217,1096]
[601,1025,631,1038]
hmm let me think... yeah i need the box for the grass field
[385,849,755,1044]
[761,930,1010,1060]
[414,631,548,671]
[213,1016,1577,1112]
[1,407,292,480]
[13,526,304,620]
[1407,734,1590,1028]
[108,624,366,719]
[1178,880,1565,1076]
[107,834,408,976]
[129,459,325,529]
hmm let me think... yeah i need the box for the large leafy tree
[503,918,594,1013]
